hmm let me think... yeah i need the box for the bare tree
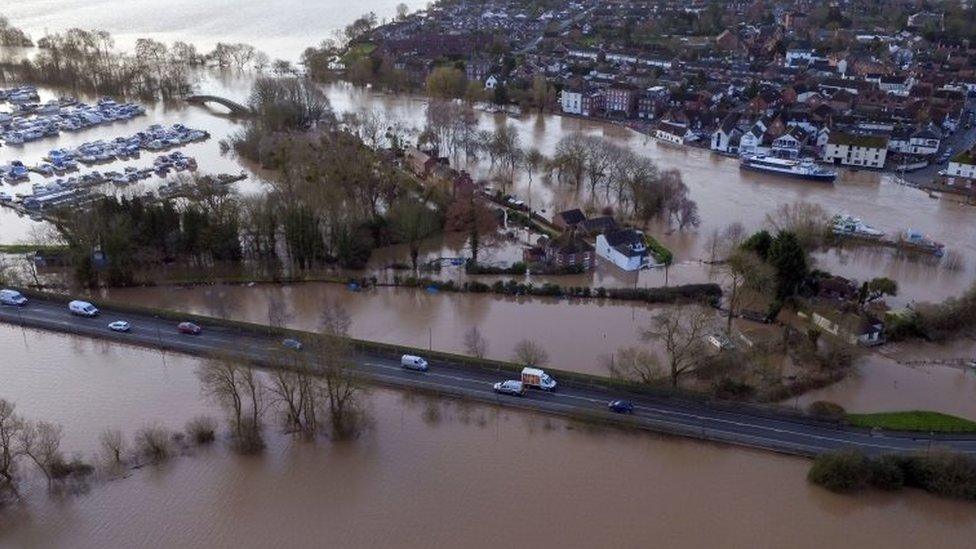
[320,300,352,336]
[316,338,366,440]
[512,339,549,366]
[764,201,829,251]
[197,357,265,453]
[17,420,64,491]
[722,250,775,335]
[266,290,294,330]
[99,428,126,466]
[641,307,714,388]
[463,325,489,358]
[604,347,661,383]
[0,399,25,497]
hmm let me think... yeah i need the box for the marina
[1,92,146,145]
[832,214,946,257]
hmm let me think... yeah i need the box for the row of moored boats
[831,214,945,256]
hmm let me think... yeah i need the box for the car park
[177,321,202,335]
[108,320,131,332]
[608,400,635,414]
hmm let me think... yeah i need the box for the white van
[68,300,99,317]
[0,289,28,306]
[400,354,429,372]
[521,367,557,391]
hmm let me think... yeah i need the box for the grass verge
[846,411,976,433]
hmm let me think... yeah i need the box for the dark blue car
[608,400,634,414]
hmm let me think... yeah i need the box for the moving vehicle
[0,289,28,306]
[177,321,202,335]
[608,400,635,414]
[68,300,99,317]
[493,380,525,396]
[520,367,557,391]
[108,320,131,332]
[739,154,837,182]
[282,338,303,351]
[400,354,429,371]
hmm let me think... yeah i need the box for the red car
[177,321,202,335]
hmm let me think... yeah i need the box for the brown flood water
[1,323,975,549]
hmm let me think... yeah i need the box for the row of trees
[53,180,243,287]
[198,301,367,452]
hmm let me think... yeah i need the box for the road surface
[3,296,976,458]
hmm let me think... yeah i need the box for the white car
[108,320,131,332]
[493,380,525,396]
[0,289,27,306]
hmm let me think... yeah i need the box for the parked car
[108,320,131,332]
[493,380,525,396]
[608,400,635,414]
[177,321,202,335]
[282,338,303,350]
[68,300,99,317]
[520,367,557,391]
[0,289,28,306]
[400,354,429,372]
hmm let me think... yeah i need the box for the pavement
[3,296,976,458]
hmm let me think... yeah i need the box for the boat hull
[740,163,837,182]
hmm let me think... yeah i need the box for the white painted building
[595,229,650,271]
[947,151,976,179]
[560,89,584,115]
[822,132,889,168]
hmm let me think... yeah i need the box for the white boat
[832,214,885,239]
[740,154,837,182]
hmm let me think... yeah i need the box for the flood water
[1,323,975,549]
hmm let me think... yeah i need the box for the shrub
[808,450,872,493]
[807,401,846,420]
[186,415,217,444]
[911,450,976,500]
[135,425,172,462]
[868,455,905,490]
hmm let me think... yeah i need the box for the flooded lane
[0,324,975,549]
[103,283,667,377]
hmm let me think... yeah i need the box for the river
[1,323,975,548]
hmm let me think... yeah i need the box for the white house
[711,113,742,154]
[560,89,584,115]
[908,126,941,156]
[654,120,688,145]
[822,132,889,168]
[485,75,501,90]
[595,229,650,271]
[947,149,976,180]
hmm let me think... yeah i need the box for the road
[3,296,976,458]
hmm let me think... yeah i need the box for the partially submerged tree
[641,307,714,388]
[512,339,549,366]
[463,326,489,358]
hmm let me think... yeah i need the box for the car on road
[493,380,525,396]
[282,338,303,350]
[68,300,99,317]
[0,289,28,306]
[400,354,429,371]
[608,400,635,414]
[177,321,202,335]
[108,320,131,333]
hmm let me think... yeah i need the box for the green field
[0,244,68,254]
[847,411,976,433]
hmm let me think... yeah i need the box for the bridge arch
[185,95,253,116]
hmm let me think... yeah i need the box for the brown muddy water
[1,323,975,549]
